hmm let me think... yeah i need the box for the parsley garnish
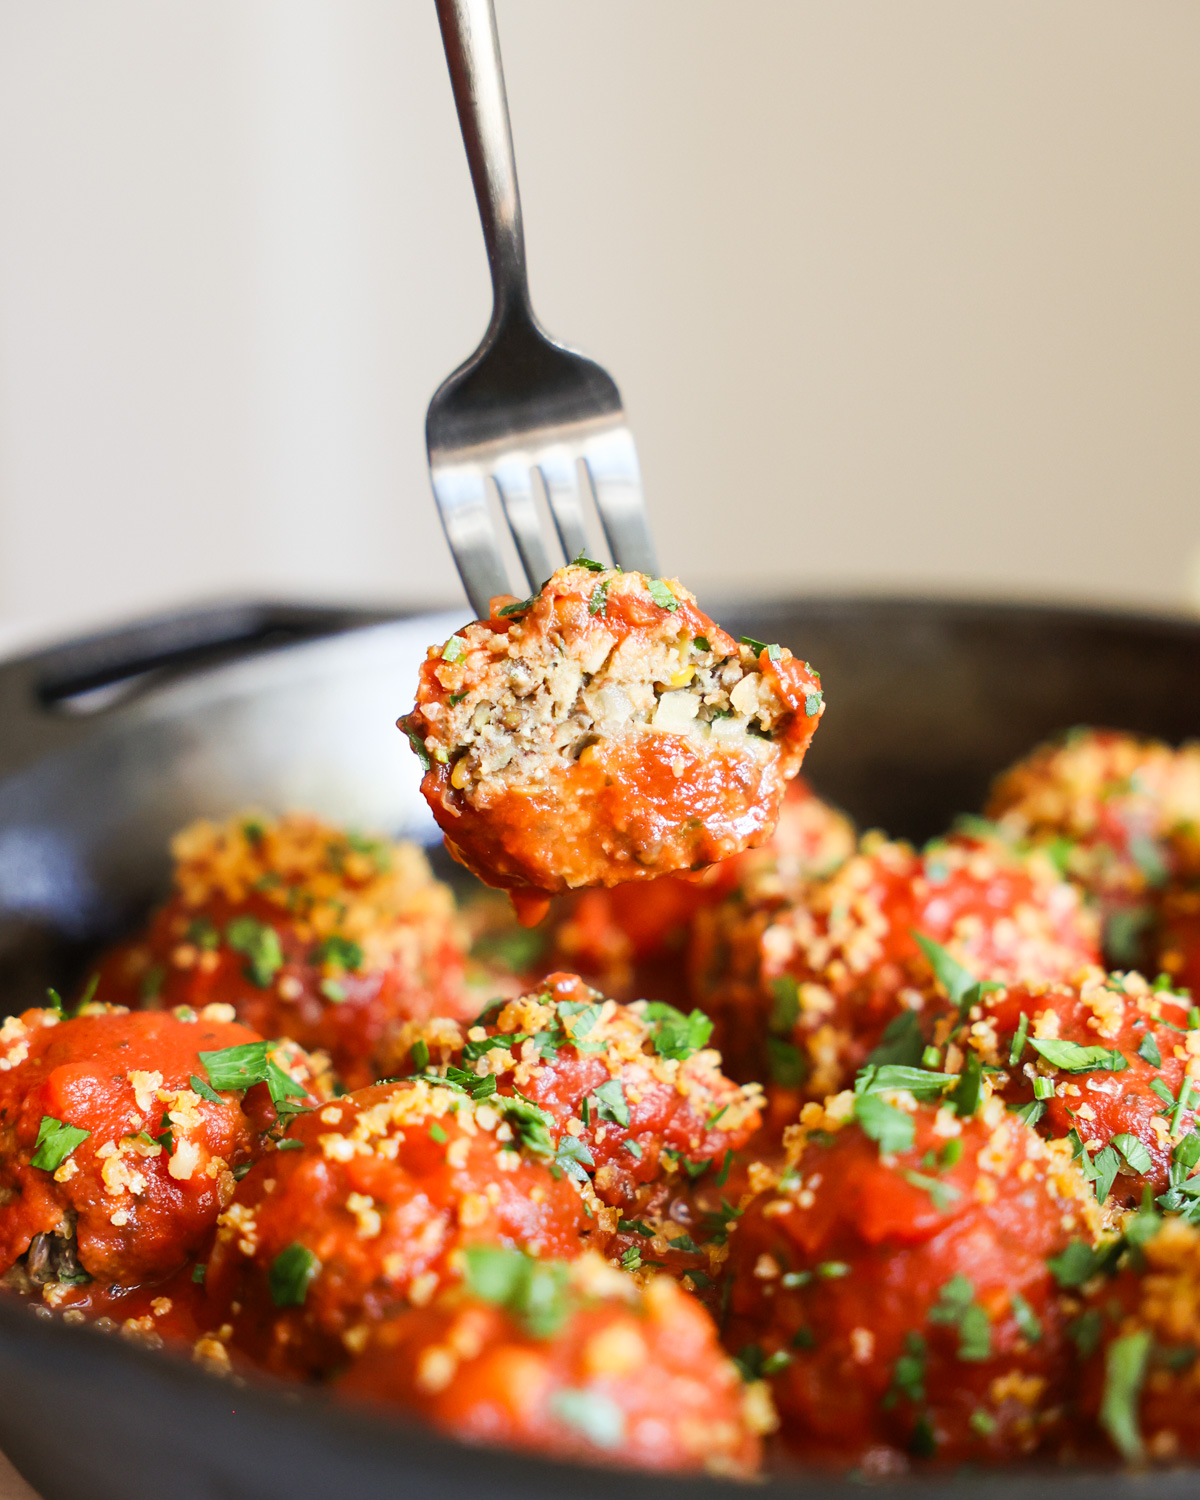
[555,1134,595,1183]
[693,635,711,651]
[866,1011,926,1068]
[854,1092,914,1155]
[269,1242,320,1307]
[642,1001,713,1060]
[1100,1330,1150,1461]
[498,594,537,618]
[1068,1308,1104,1357]
[647,579,679,611]
[903,1170,961,1212]
[189,1073,224,1104]
[1047,1239,1117,1288]
[314,935,363,972]
[766,1035,807,1087]
[1112,1132,1152,1176]
[224,917,284,987]
[501,1094,556,1157]
[30,1116,90,1172]
[929,1276,991,1361]
[398,714,431,771]
[572,553,606,572]
[441,634,466,663]
[885,1332,926,1407]
[192,1263,206,1285]
[912,933,1000,1014]
[1137,1032,1162,1067]
[804,689,823,716]
[590,1078,629,1127]
[550,1389,625,1448]
[948,1050,983,1118]
[588,579,610,618]
[1028,1038,1128,1074]
[464,1245,570,1338]
[1009,1013,1030,1066]
[1010,1291,1041,1342]
[462,1032,528,1063]
[855,1064,957,1100]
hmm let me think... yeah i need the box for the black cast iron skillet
[1,594,1200,1500]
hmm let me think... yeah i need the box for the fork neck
[435,0,535,331]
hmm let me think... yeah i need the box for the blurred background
[0,1,1198,659]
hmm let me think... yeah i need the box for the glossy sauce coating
[0,1005,300,1285]
[94,813,471,1089]
[339,1256,765,1476]
[942,968,1200,1202]
[725,1097,1102,1471]
[392,972,762,1210]
[402,565,824,896]
[691,829,1099,1094]
[203,1078,595,1378]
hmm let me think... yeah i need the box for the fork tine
[536,446,590,565]
[492,454,557,594]
[429,462,512,619]
[583,426,659,576]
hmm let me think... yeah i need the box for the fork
[428,0,658,619]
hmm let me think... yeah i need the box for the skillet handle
[0,601,396,778]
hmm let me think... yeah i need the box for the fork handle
[435,0,531,325]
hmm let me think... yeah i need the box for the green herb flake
[441,634,467,663]
[949,1051,984,1119]
[643,1001,713,1061]
[591,1078,630,1127]
[464,1245,571,1339]
[647,579,679,612]
[865,1010,926,1068]
[224,916,284,988]
[693,635,711,652]
[314,934,364,973]
[1028,1038,1128,1074]
[903,1170,962,1213]
[572,553,606,573]
[1068,1308,1104,1357]
[201,1040,271,1092]
[886,1332,926,1407]
[1010,1291,1042,1343]
[1112,1132,1153,1177]
[429,1122,448,1144]
[1100,1329,1151,1461]
[912,932,979,1010]
[854,1092,915,1155]
[1009,1012,1030,1066]
[192,1263,206,1285]
[766,1035,807,1088]
[1047,1239,1114,1289]
[30,1116,90,1172]
[269,1242,321,1307]
[588,579,610,618]
[804,689,823,716]
[399,714,432,771]
[189,1073,224,1105]
[410,1038,431,1072]
[1138,1032,1163,1067]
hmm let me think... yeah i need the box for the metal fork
[428,0,657,618]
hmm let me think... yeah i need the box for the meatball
[0,1003,319,1289]
[338,1249,767,1476]
[545,778,855,1004]
[691,828,1099,1094]
[724,1086,1103,1471]
[388,972,762,1211]
[203,1076,597,1378]
[986,730,1200,966]
[95,812,472,1089]
[400,564,825,907]
[939,966,1200,1206]
[1070,1214,1200,1464]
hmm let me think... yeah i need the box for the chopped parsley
[903,1170,961,1213]
[464,1245,570,1338]
[765,1035,807,1087]
[429,1122,447,1144]
[440,634,467,663]
[399,714,431,770]
[314,935,363,972]
[646,579,679,612]
[855,1063,957,1100]
[269,1242,320,1307]
[1012,1100,1045,1128]
[928,1276,991,1361]
[1047,1239,1118,1288]
[948,1051,983,1119]
[1137,1032,1163,1067]
[865,1011,926,1068]
[1112,1133,1153,1176]
[550,1389,625,1447]
[642,1001,713,1060]
[693,635,711,652]
[885,1331,926,1407]
[30,1116,90,1172]
[410,1038,430,1072]
[192,1263,206,1285]
[554,1134,595,1184]
[1027,1038,1128,1074]
[854,1092,914,1155]
[588,579,610,618]
[462,1032,528,1064]
[186,918,221,951]
[498,594,537,618]
[1010,1291,1041,1343]
[590,1078,629,1127]
[1068,1308,1104,1357]
[189,1073,224,1105]
[224,916,284,987]
[500,1094,556,1157]
[804,689,823,716]
[911,933,1000,1014]
[1009,1012,1030,1066]
[1100,1329,1150,1461]
[199,1042,309,1118]
[572,553,606,572]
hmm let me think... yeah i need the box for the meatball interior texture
[338,1249,768,1477]
[691,828,1099,1093]
[95,811,471,1089]
[0,1004,317,1287]
[390,972,762,1212]
[401,564,825,897]
[204,1077,598,1378]
[986,729,1200,962]
[1071,1215,1200,1464]
[941,966,1200,1205]
[725,1088,1103,1472]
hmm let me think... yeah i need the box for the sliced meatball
[986,729,1200,966]
[723,1086,1104,1472]
[387,972,762,1211]
[202,1077,597,1378]
[94,812,472,1089]
[690,828,1099,1093]
[0,1003,320,1289]
[939,966,1200,1205]
[338,1249,767,1476]
[400,564,825,904]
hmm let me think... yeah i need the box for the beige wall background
[0,1,1198,657]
